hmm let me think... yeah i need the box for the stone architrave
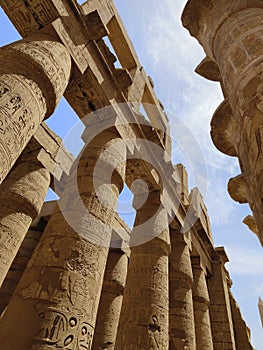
[0,126,126,350]
[115,192,170,350]
[0,160,50,287]
[191,257,213,350]
[169,230,196,350]
[0,33,71,184]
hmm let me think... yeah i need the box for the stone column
[92,248,128,350]
[0,126,126,350]
[207,248,236,350]
[0,225,43,317]
[0,33,71,184]
[0,159,50,287]
[229,291,253,350]
[115,192,170,350]
[191,257,213,350]
[169,230,196,350]
[182,2,263,244]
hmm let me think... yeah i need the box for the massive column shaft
[0,224,43,316]
[191,257,213,350]
[229,291,253,350]
[115,192,170,350]
[0,33,71,184]
[0,201,55,316]
[213,7,263,242]
[169,230,196,350]
[182,2,263,244]
[0,126,126,350]
[92,248,128,350]
[0,160,50,287]
[207,249,236,349]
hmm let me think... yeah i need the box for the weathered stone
[0,158,50,287]
[92,249,128,350]
[115,193,170,350]
[229,291,253,350]
[207,248,236,349]
[0,127,126,350]
[0,34,71,184]
[182,0,263,245]
[192,257,213,350]
[169,230,196,350]
[0,1,254,349]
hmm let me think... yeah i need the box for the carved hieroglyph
[0,160,50,287]
[169,230,196,350]
[0,34,71,184]
[115,193,170,350]
[0,127,126,350]
[0,1,255,349]
[182,1,263,245]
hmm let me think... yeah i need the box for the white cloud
[129,0,241,227]
[227,246,263,275]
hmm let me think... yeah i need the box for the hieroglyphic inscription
[52,18,89,74]
[0,78,45,183]
[11,39,70,108]
[64,68,109,118]
[34,308,93,350]
[0,0,66,36]
[0,35,70,183]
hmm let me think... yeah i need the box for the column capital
[195,56,221,81]
[191,256,208,273]
[2,33,71,118]
[211,99,237,157]
[182,0,263,59]
[214,246,229,265]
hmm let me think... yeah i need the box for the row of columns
[0,181,247,350]
[0,124,126,349]
[0,29,72,317]
[0,19,252,350]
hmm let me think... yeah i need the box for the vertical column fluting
[0,127,126,350]
[92,248,128,350]
[207,251,236,350]
[191,257,213,350]
[182,2,263,244]
[0,33,71,184]
[115,192,170,350]
[0,160,50,287]
[169,230,196,350]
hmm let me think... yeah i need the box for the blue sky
[1,0,263,347]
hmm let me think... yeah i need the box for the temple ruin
[0,0,255,349]
[182,0,263,247]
